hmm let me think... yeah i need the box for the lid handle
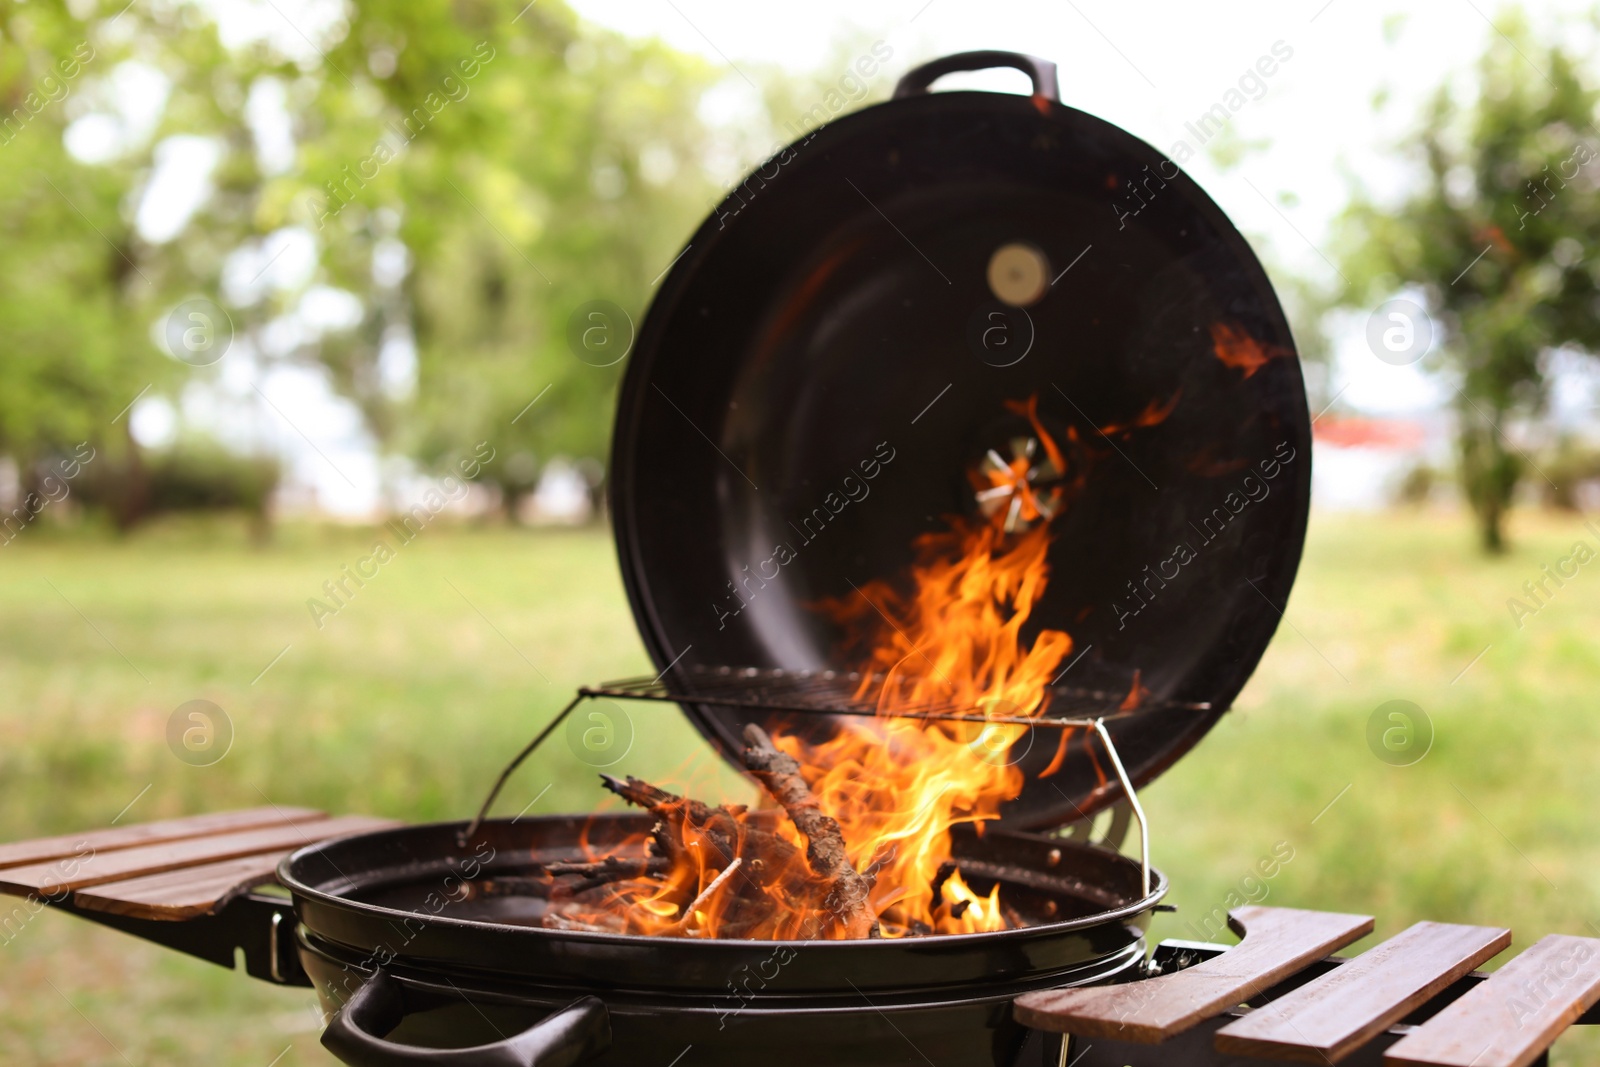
[892,50,1060,103]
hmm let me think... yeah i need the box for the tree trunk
[111,422,150,534]
[1457,406,1519,555]
[1478,489,1506,554]
[500,482,524,525]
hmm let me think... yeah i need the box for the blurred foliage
[1394,462,1446,508]
[1541,433,1600,510]
[0,0,172,499]
[74,438,281,537]
[1270,266,1335,396]
[295,2,724,511]
[1332,9,1600,553]
[0,0,730,518]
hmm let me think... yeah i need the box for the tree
[0,0,176,518]
[286,0,720,515]
[1333,10,1600,552]
[1,0,324,528]
[2,0,724,525]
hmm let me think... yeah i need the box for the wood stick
[600,773,802,887]
[929,860,957,908]
[541,856,668,879]
[741,724,879,939]
[542,909,623,933]
[661,857,743,937]
[598,774,726,821]
[469,875,553,900]
[543,855,671,896]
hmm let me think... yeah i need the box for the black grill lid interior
[608,53,1312,831]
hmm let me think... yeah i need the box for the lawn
[1,509,1598,1064]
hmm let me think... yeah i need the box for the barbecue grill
[7,49,1599,1067]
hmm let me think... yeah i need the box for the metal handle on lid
[892,50,1060,102]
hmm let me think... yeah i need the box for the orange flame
[765,395,1078,936]
[797,514,1073,934]
[1210,321,1289,379]
[554,395,1162,939]
[1100,391,1181,437]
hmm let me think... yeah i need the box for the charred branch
[741,723,880,938]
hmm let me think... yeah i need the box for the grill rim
[279,814,1168,995]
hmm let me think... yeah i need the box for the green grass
[2,510,1599,1064]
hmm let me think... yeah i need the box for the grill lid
[607,52,1312,831]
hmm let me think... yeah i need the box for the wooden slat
[75,818,394,921]
[1386,934,1600,1067]
[0,807,323,870]
[1215,921,1511,1064]
[1013,906,1374,1042]
[72,851,296,921]
[0,815,392,897]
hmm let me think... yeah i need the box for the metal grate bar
[584,665,1211,729]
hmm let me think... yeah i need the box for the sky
[123,0,1600,512]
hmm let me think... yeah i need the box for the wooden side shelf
[0,807,397,921]
[1014,906,1375,1041]
[1021,906,1600,1067]
[1215,920,1511,1063]
[1386,934,1600,1067]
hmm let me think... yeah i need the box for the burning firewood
[598,773,802,889]
[598,773,744,823]
[542,908,627,934]
[541,856,667,878]
[542,855,669,895]
[659,856,744,937]
[584,744,882,939]
[740,723,880,939]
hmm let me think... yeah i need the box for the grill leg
[1007,1027,1065,1067]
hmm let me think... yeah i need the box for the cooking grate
[585,665,1212,727]
[463,665,1209,895]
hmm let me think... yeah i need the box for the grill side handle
[322,970,611,1067]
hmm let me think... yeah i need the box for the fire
[791,513,1072,935]
[1210,321,1288,379]
[766,393,1076,934]
[546,394,1167,940]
